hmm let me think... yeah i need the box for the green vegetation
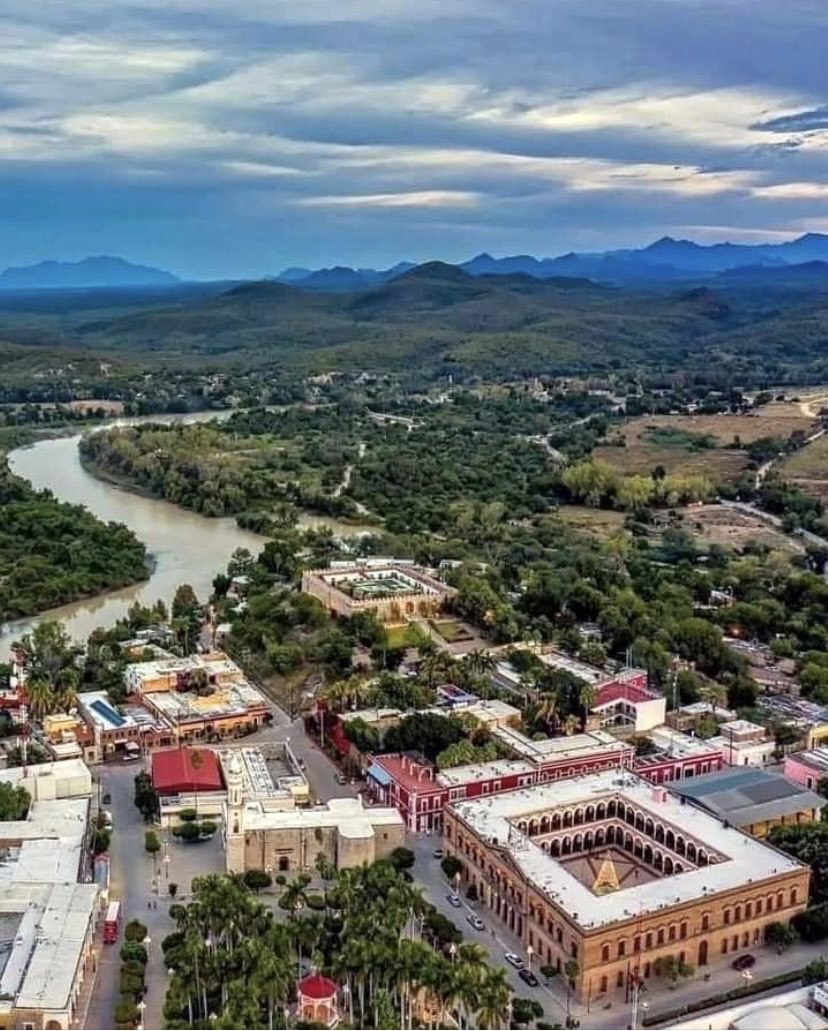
[162,862,513,1030]
[0,460,147,619]
[0,782,31,821]
[645,426,718,450]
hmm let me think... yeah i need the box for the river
[1,412,371,657]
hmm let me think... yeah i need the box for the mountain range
[0,256,179,290]
[277,233,828,290]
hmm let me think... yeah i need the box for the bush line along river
[0,412,366,659]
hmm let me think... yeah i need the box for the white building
[0,758,92,802]
[710,719,775,767]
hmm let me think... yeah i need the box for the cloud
[0,0,826,275]
[296,190,481,209]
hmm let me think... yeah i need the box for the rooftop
[593,681,661,709]
[144,678,269,724]
[636,726,722,763]
[0,798,89,885]
[491,725,631,764]
[450,770,805,930]
[437,758,536,788]
[790,748,828,773]
[235,795,404,833]
[669,768,825,826]
[78,690,160,732]
[152,747,223,794]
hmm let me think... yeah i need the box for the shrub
[162,931,185,955]
[388,846,416,871]
[172,822,200,841]
[144,830,160,854]
[120,942,148,965]
[198,820,217,837]
[124,919,148,943]
[91,828,111,854]
[178,807,198,822]
[440,855,463,880]
[512,998,544,1023]
[119,970,144,999]
[243,869,273,894]
[305,893,326,910]
[114,996,139,1027]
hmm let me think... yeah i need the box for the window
[745,903,752,919]
[645,931,653,949]
[633,935,641,953]
[731,935,738,950]
[618,940,626,959]
[600,976,608,993]
[701,914,710,932]
[756,900,763,916]
[668,925,676,942]
[734,905,742,922]
[616,971,624,988]
[680,921,688,940]
[657,929,665,946]
[601,944,610,962]
[777,892,784,911]
[724,908,732,926]
[791,888,799,905]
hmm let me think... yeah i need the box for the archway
[698,940,708,967]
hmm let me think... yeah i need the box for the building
[0,761,98,1030]
[367,729,634,833]
[77,691,169,762]
[632,727,724,785]
[590,679,666,733]
[443,771,809,1003]
[296,973,339,1029]
[667,701,737,734]
[223,753,404,873]
[710,719,775,767]
[668,768,825,837]
[151,744,309,826]
[668,983,828,1030]
[121,652,272,745]
[40,713,94,763]
[0,758,92,802]
[785,748,828,792]
[301,560,454,622]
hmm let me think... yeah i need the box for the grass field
[429,618,466,643]
[681,504,803,554]
[777,431,828,501]
[593,409,815,480]
[554,506,628,537]
[385,624,413,649]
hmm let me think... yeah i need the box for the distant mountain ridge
[0,255,179,290]
[276,233,828,289]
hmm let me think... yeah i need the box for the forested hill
[2,261,828,384]
[0,460,148,620]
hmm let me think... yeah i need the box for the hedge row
[642,968,806,1027]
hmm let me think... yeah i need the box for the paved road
[83,715,358,1030]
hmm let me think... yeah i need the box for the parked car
[447,893,462,908]
[467,914,485,931]
[433,848,444,859]
[732,954,756,971]
[518,969,539,987]
[102,792,111,805]
[504,952,525,969]
[101,810,114,829]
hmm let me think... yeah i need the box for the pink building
[633,726,724,784]
[785,748,828,791]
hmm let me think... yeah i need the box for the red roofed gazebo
[151,747,223,794]
[297,973,339,1028]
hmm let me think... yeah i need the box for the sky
[1,0,827,279]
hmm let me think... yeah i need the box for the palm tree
[700,681,728,713]
[579,682,596,726]
[25,678,56,719]
[475,968,511,1029]
[534,690,558,732]
[419,650,454,688]
[564,958,580,1017]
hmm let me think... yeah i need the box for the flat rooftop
[0,798,89,885]
[450,770,805,930]
[637,726,722,762]
[236,795,404,833]
[669,768,825,827]
[492,725,631,763]
[437,758,536,788]
[78,690,161,732]
[146,678,268,723]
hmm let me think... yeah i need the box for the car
[433,848,444,859]
[336,774,348,785]
[102,792,111,805]
[446,893,462,908]
[518,969,539,987]
[466,914,485,931]
[732,954,756,971]
[101,810,113,829]
[504,952,525,969]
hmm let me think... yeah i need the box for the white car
[467,914,485,931]
[446,893,462,908]
[504,952,525,969]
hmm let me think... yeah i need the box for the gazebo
[296,973,339,1028]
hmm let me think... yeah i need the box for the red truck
[103,900,121,944]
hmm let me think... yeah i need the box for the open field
[679,504,804,554]
[778,432,828,501]
[554,505,628,537]
[593,409,816,480]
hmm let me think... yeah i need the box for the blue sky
[1,0,827,278]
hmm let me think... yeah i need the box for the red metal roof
[593,681,657,709]
[151,747,222,793]
[298,973,338,1000]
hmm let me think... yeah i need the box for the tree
[243,869,273,894]
[124,919,148,943]
[388,846,416,872]
[441,855,463,881]
[133,772,159,822]
[765,921,797,952]
[512,997,544,1024]
[144,830,161,855]
[0,782,30,821]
